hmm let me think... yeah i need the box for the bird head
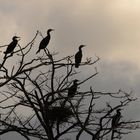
[79,45,86,49]
[12,36,20,41]
[73,79,79,84]
[47,29,55,33]
[116,108,122,113]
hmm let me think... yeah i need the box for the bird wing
[75,51,82,64]
[5,41,17,53]
[39,36,50,49]
[112,114,121,127]
[68,85,77,97]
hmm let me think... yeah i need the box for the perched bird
[75,45,86,68]
[68,79,79,98]
[112,109,121,129]
[36,29,54,54]
[4,36,20,55]
[61,79,79,107]
[111,109,122,139]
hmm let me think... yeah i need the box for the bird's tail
[36,49,40,54]
[75,63,79,68]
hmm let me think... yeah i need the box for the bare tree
[0,31,139,140]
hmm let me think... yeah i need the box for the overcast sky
[0,0,140,139]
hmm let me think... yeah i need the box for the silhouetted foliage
[0,30,139,140]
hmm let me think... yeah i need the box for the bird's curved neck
[47,31,51,36]
[79,47,82,51]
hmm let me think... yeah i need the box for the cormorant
[68,79,79,98]
[75,45,85,68]
[112,109,121,129]
[36,29,54,54]
[4,36,20,55]
[61,79,79,107]
[111,109,122,140]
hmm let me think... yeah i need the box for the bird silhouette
[111,109,122,140]
[4,36,20,55]
[36,29,54,54]
[61,79,79,107]
[112,109,121,128]
[75,45,85,68]
[68,79,79,98]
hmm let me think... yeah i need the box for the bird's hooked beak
[117,108,123,111]
[74,79,79,83]
[81,45,86,48]
[13,36,20,41]
[16,37,21,41]
[50,29,55,32]
[47,29,55,33]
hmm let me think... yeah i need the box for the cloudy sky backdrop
[0,0,140,139]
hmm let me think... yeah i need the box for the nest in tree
[47,106,73,124]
